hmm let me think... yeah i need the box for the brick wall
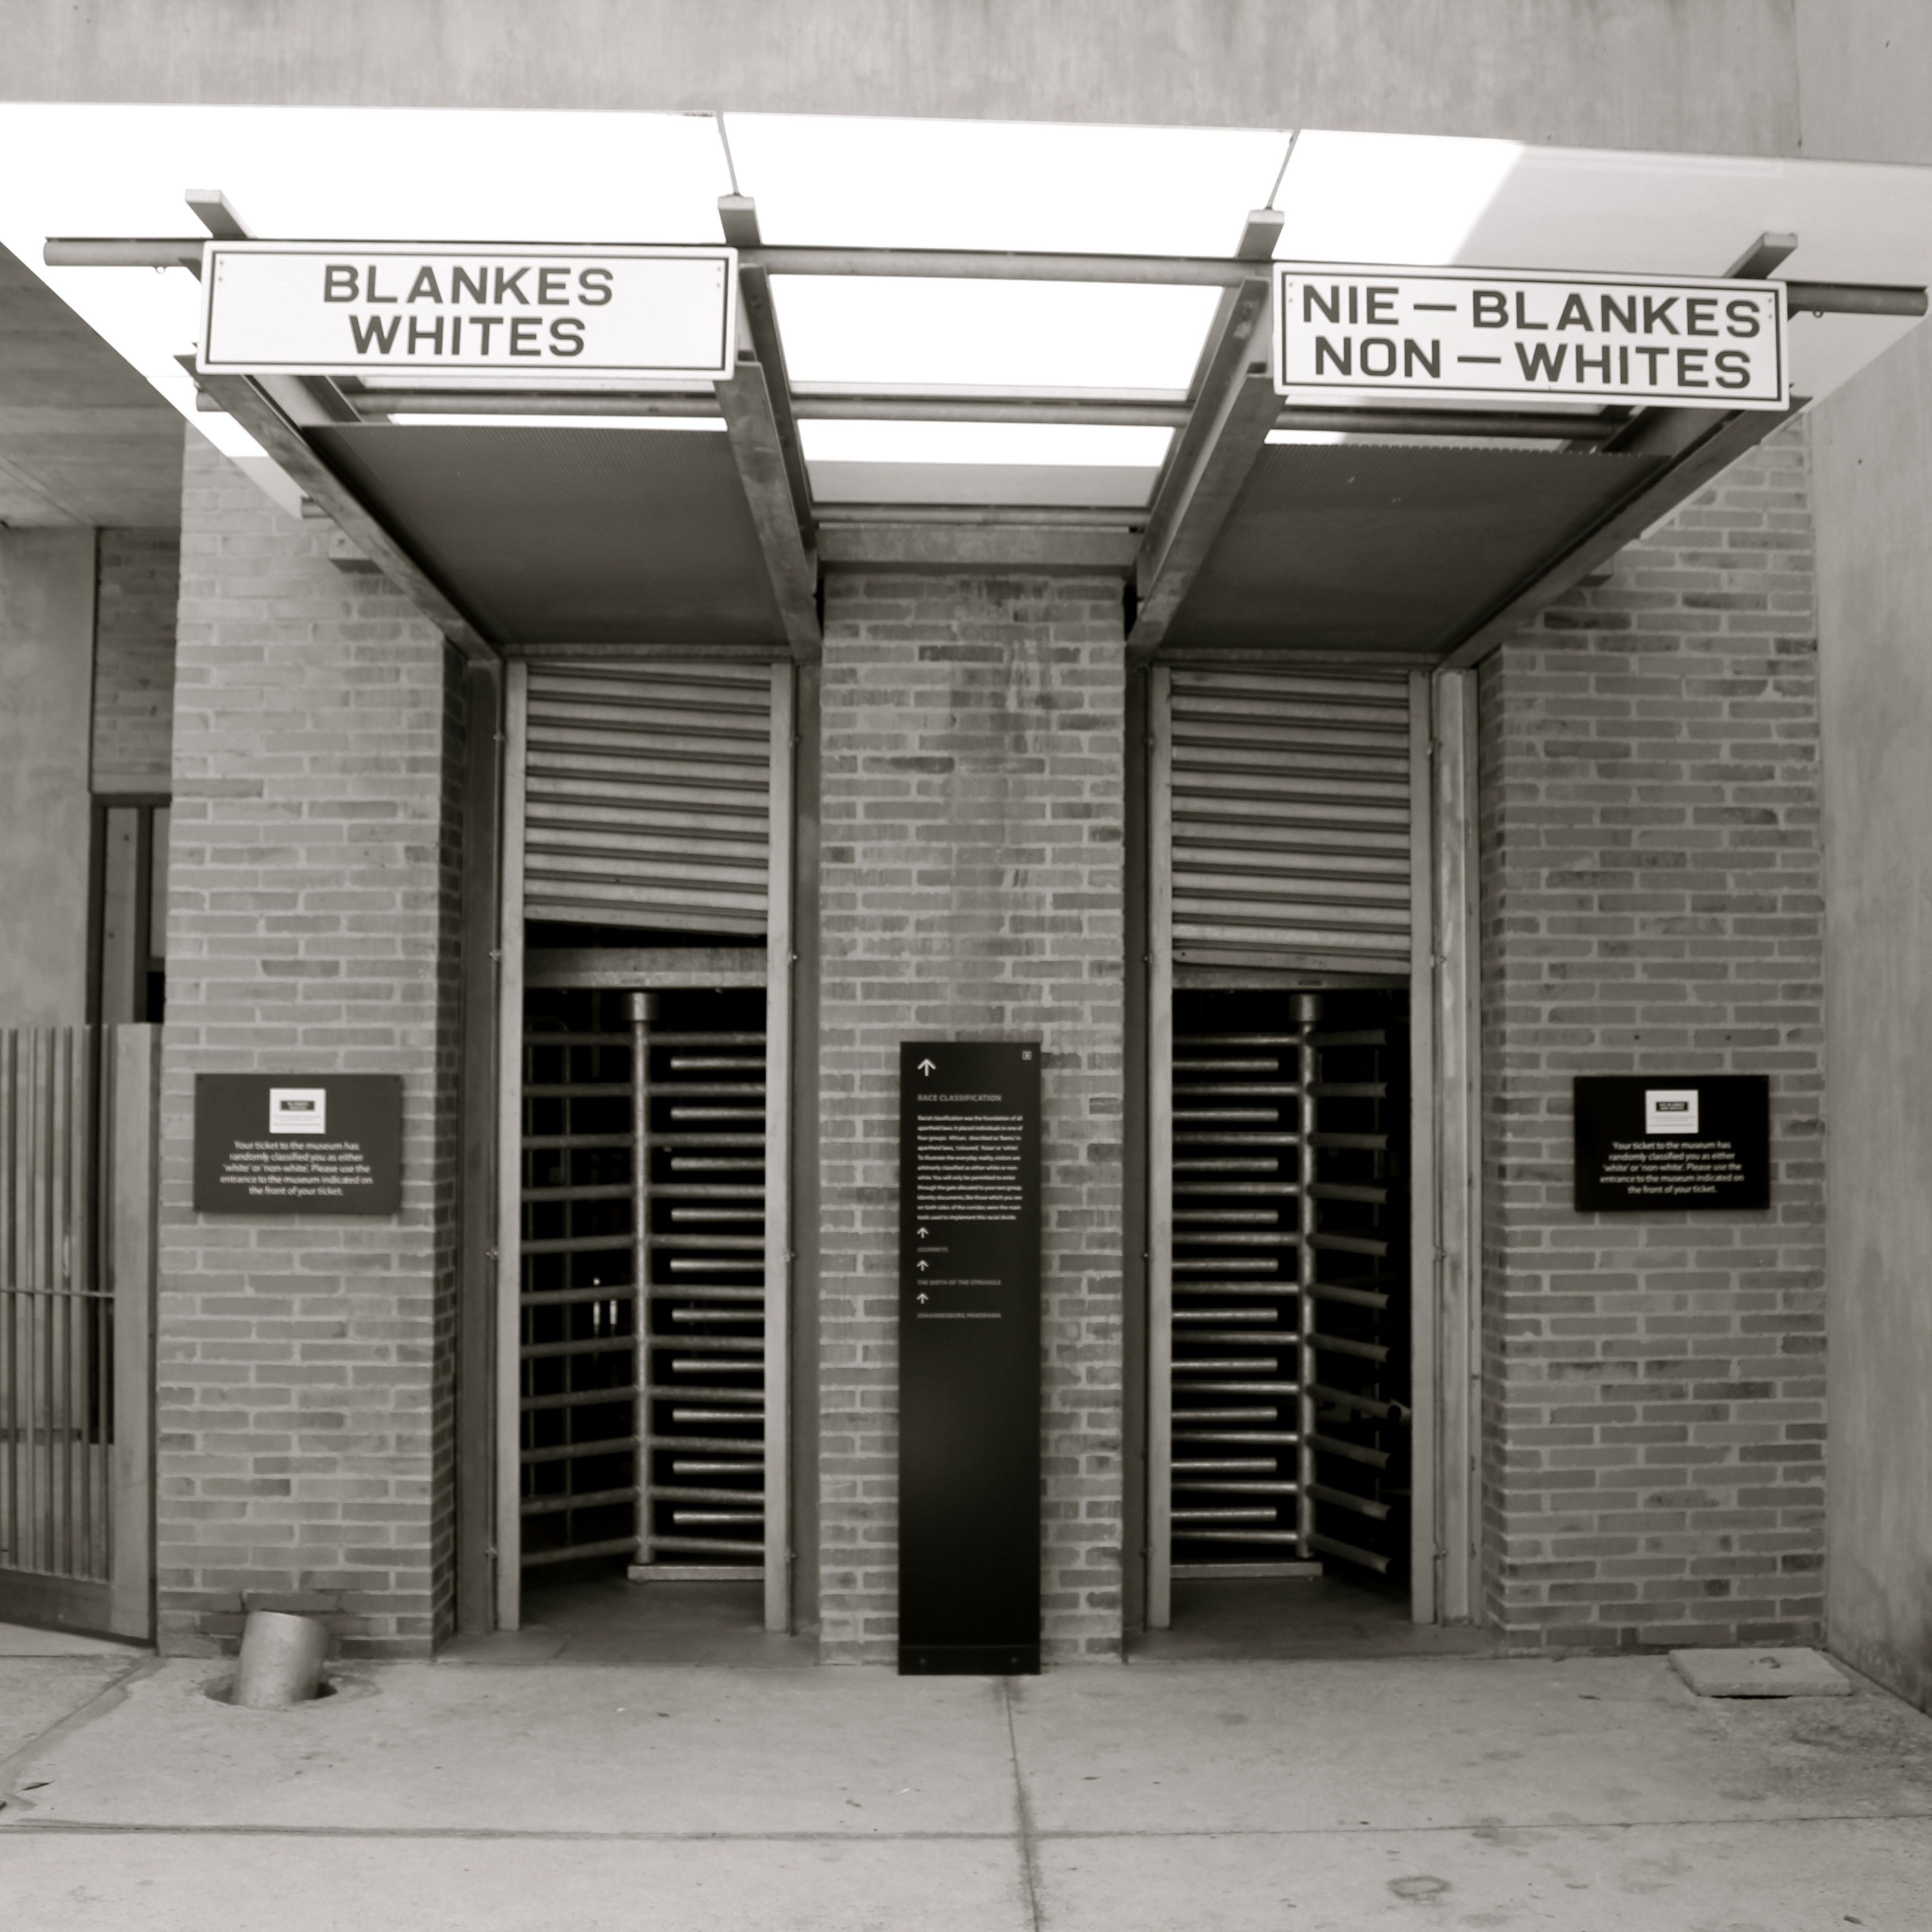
[155,433,465,1658]
[92,527,180,794]
[817,573,1126,1664]
[1476,422,1826,1649]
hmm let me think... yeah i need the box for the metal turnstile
[1167,988,1410,1580]
[517,986,768,1576]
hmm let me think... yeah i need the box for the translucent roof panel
[0,103,734,466]
[724,115,1291,254]
[773,277,1220,391]
[799,422,1172,466]
[2,105,1928,500]
[1276,131,1932,401]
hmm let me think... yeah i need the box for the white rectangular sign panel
[198,243,736,382]
[1274,263,1787,409]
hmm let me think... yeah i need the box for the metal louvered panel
[523,663,774,935]
[1168,668,1412,973]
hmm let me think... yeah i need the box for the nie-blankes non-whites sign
[1274,263,1787,408]
[198,243,736,381]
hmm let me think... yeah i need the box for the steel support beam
[188,364,496,661]
[44,234,1932,318]
[817,522,1137,572]
[1439,401,1802,669]
[720,197,816,547]
[342,390,719,418]
[715,351,822,660]
[1127,283,1277,653]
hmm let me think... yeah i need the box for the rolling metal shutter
[1165,667,1413,975]
[522,662,775,936]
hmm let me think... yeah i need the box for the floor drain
[204,1675,340,1707]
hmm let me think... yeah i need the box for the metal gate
[515,987,770,1578]
[496,660,794,1632]
[1166,991,1411,1580]
[0,1026,156,1639]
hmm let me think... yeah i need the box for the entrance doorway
[1143,661,1481,1643]
[1153,984,1426,1646]
[486,658,796,1639]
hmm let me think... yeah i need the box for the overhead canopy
[14,110,1932,661]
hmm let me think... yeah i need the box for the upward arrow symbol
[917,1057,936,1076]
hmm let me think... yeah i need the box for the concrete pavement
[2,1642,1930,1929]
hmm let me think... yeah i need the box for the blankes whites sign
[198,243,736,381]
[1274,264,1787,408]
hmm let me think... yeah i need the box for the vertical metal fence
[0,1026,155,1638]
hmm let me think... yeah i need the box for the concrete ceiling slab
[0,242,184,527]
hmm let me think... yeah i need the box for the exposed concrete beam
[714,351,821,660]
[1439,401,1802,669]
[0,3,1807,159]
[817,522,1136,572]
[188,364,497,662]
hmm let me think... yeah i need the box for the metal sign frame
[199,242,738,384]
[1274,261,1788,409]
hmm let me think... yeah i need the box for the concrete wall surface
[1796,0,1932,1711]
[817,573,1126,1663]
[0,526,95,1026]
[154,432,464,1659]
[1478,427,1827,1650]
[0,0,1800,154]
[91,527,180,797]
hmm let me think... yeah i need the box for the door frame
[1142,664,1481,1628]
[487,658,796,1635]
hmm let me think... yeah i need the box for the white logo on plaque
[1645,1089,1699,1135]
[269,1087,328,1135]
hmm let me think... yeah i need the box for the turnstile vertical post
[627,991,658,1568]
[1294,991,1322,1561]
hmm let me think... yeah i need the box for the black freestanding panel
[898,1040,1041,1674]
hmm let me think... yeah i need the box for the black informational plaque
[1574,1076,1770,1211]
[898,1040,1042,1675]
[194,1074,403,1215]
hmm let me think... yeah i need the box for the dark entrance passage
[1159,984,1417,1640]
[517,986,770,1582]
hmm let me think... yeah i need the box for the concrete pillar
[0,527,96,1024]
